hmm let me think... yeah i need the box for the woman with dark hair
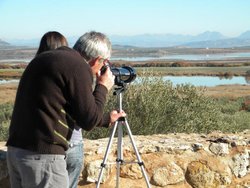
[36,31,68,55]
[36,31,83,188]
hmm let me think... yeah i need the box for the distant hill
[181,31,250,48]
[183,38,250,48]
[191,31,226,42]
[0,39,10,47]
[110,33,193,47]
[6,36,79,48]
[3,30,250,48]
[238,30,250,39]
[109,31,250,48]
[4,38,39,47]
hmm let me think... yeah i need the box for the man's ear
[90,56,102,67]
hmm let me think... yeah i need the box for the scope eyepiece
[111,66,136,86]
[100,64,136,86]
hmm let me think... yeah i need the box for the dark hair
[36,31,68,55]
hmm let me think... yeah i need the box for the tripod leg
[96,121,118,188]
[123,118,152,188]
[116,122,123,188]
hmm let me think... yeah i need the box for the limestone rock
[85,159,111,183]
[185,160,232,188]
[151,162,184,187]
[230,149,250,178]
[120,163,143,179]
[209,142,229,156]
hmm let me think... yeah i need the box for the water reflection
[111,52,250,61]
[0,79,19,84]
[134,76,249,87]
[1,76,250,87]
[162,76,248,87]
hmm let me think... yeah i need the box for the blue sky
[0,0,250,40]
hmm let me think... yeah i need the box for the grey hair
[73,31,112,62]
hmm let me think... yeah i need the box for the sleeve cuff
[102,113,111,128]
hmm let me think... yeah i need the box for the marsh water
[111,52,250,61]
[162,76,249,86]
[111,52,250,86]
[1,52,250,86]
[1,76,249,87]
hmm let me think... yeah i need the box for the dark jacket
[7,47,110,154]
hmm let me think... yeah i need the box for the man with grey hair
[66,31,116,188]
[6,31,126,188]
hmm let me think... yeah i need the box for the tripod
[96,85,151,188]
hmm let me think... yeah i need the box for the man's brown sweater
[7,47,109,154]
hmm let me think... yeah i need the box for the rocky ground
[1,131,249,188]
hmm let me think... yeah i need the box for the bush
[241,97,250,111]
[83,75,244,139]
[0,120,10,141]
[0,103,13,141]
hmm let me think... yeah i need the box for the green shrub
[0,103,13,141]
[84,75,246,139]
[216,97,244,114]
[0,120,10,141]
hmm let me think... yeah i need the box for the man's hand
[110,110,126,124]
[97,66,115,91]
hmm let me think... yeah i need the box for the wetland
[1,46,250,103]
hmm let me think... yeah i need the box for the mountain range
[1,30,250,48]
[109,31,250,48]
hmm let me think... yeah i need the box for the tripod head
[113,83,128,112]
[113,83,127,96]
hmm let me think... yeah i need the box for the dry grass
[1,83,250,106]
[0,69,24,79]
[203,84,250,99]
[0,83,18,104]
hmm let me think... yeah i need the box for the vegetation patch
[0,73,249,141]
[83,74,250,139]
